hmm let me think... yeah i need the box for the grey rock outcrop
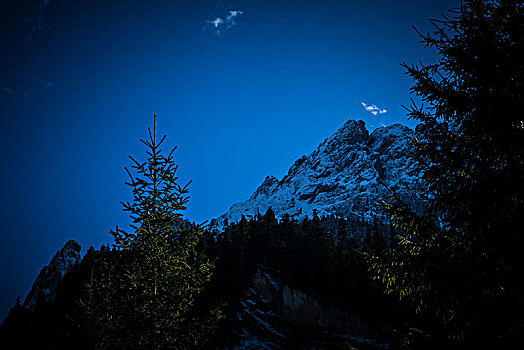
[230,266,389,349]
[24,240,81,310]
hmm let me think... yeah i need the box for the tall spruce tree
[369,0,524,347]
[82,115,220,349]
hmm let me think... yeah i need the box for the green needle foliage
[82,115,220,349]
[369,0,524,347]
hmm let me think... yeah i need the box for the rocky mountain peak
[250,175,279,201]
[210,119,420,232]
[330,119,369,145]
[312,120,368,161]
[24,240,81,310]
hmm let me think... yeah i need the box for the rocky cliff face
[229,266,389,349]
[24,240,81,310]
[210,119,420,232]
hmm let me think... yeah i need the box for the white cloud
[227,10,243,23]
[361,102,387,116]
[210,17,223,28]
[205,9,244,35]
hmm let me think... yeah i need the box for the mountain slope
[210,119,420,231]
[23,240,81,310]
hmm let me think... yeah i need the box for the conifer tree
[82,114,220,349]
[369,1,524,347]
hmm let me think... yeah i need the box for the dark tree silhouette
[369,0,524,347]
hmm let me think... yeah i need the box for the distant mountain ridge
[210,119,421,231]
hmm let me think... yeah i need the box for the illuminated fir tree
[82,114,220,349]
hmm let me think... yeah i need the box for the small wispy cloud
[361,102,387,116]
[204,10,244,35]
[1,86,16,94]
[42,81,55,88]
[1,79,55,97]
[25,0,52,32]
[30,78,55,90]
[227,10,243,23]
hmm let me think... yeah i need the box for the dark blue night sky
[0,0,459,319]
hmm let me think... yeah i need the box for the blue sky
[0,0,459,318]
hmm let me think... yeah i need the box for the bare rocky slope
[23,240,81,310]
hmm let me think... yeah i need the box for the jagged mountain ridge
[23,240,81,310]
[210,119,420,231]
